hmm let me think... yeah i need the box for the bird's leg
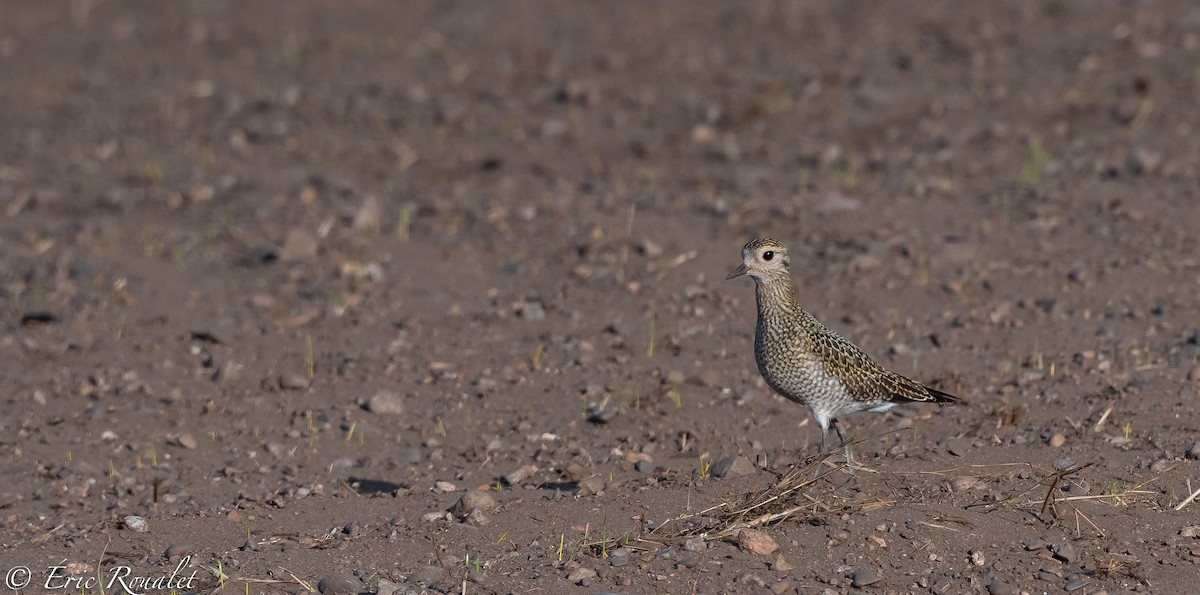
[832,418,853,468]
[812,424,832,478]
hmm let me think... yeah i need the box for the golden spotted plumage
[727,238,957,459]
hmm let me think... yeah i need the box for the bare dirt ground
[3,1,1200,593]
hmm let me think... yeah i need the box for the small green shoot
[1020,135,1050,187]
[436,417,446,438]
[305,335,314,379]
[557,533,565,562]
[668,382,682,408]
[699,458,712,478]
[345,421,357,443]
[647,312,656,358]
[532,343,543,369]
[108,459,116,478]
[397,205,411,242]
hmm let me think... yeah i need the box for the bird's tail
[924,385,958,404]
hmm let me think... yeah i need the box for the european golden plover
[726,238,957,465]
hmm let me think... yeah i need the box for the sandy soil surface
[3,1,1200,593]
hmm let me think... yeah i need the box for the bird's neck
[754,277,801,318]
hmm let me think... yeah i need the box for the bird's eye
[762,251,774,261]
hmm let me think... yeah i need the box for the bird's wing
[813,331,956,404]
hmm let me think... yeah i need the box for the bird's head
[726,238,789,283]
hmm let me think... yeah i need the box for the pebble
[566,567,596,584]
[1048,433,1066,448]
[986,580,1012,595]
[365,391,404,414]
[316,574,361,595]
[503,465,537,486]
[176,434,198,449]
[434,481,457,492]
[771,554,794,572]
[376,578,399,595]
[684,538,706,552]
[969,549,986,566]
[422,512,449,522]
[1053,458,1076,470]
[736,529,779,555]
[1064,576,1089,592]
[577,476,606,496]
[163,544,193,559]
[123,515,148,533]
[278,372,310,390]
[945,437,970,456]
[609,548,630,567]
[280,229,318,261]
[1180,525,1200,538]
[1052,543,1078,563]
[634,460,654,474]
[711,455,756,478]
[450,490,498,520]
[1186,443,1200,460]
[950,476,980,492]
[851,568,881,588]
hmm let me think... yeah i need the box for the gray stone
[851,568,881,588]
[317,574,362,595]
[366,391,405,415]
[711,455,756,478]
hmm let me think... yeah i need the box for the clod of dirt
[736,528,779,555]
[316,573,362,595]
[851,568,881,588]
[280,229,318,261]
[365,391,404,415]
[278,373,310,391]
[451,490,499,520]
[577,476,606,496]
[712,455,756,478]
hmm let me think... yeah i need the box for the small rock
[123,516,148,533]
[634,460,654,474]
[1188,367,1200,382]
[1180,525,1200,538]
[1186,443,1200,460]
[711,455,756,478]
[986,580,1012,595]
[450,490,498,520]
[1049,433,1067,448]
[566,567,596,584]
[280,229,318,261]
[1053,458,1076,471]
[365,391,404,415]
[772,554,794,572]
[950,476,980,492]
[434,481,457,492]
[1052,543,1078,563]
[684,538,706,552]
[577,476,606,496]
[770,580,793,595]
[176,434,198,449]
[163,544,193,559]
[502,465,537,486]
[316,573,361,595]
[968,549,985,566]
[851,568,881,588]
[945,437,970,456]
[736,529,779,555]
[421,512,449,522]
[1064,576,1089,592]
[376,578,399,595]
[278,372,310,391]
[609,548,630,567]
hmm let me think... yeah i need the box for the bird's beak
[725,263,748,280]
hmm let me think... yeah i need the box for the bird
[726,238,957,467]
